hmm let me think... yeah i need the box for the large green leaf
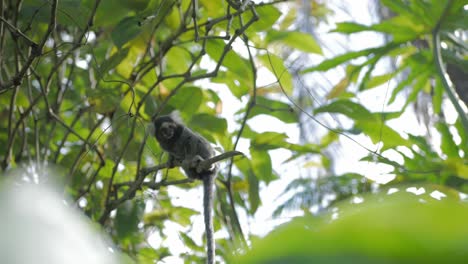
[372,16,425,42]
[168,86,203,115]
[20,0,91,28]
[266,30,322,54]
[247,167,261,214]
[246,4,281,33]
[165,46,193,75]
[388,59,432,104]
[332,22,370,33]
[355,120,409,150]
[258,53,294,95]
[363,72,397,91]
[250,148,273,185]
[189,114,227,138]
[87,86,121,114]
[251,132,289,150]
[249,96,297,123]
[199,0,224,17]
[314,99,375,121]
[115,199,145,241]
[302,42,400,73]
[455,118,468,155]
[98,48,129,79]
[436,122,459,158]
[111,16,142,48]
[206,39,253,96]
[233,185,468,263]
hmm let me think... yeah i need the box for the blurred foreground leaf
[233,184,468,263]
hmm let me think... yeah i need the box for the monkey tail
[203,174,215,264]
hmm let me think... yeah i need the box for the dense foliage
[0,0,466,263]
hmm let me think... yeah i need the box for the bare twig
[0,15,37,46]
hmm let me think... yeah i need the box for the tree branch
[98,150,244,224]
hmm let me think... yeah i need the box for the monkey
[152,113,218,264]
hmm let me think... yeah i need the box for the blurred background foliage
[0,0,467,263]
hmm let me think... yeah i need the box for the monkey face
[159,122,177,139]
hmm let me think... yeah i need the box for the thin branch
[0,0,58,91]
[0,15,37,46]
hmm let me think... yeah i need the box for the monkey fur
[153,114,217,264]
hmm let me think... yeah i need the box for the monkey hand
[167,155,177,168]
[190,155,205,173]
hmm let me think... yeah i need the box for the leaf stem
[432,0,468,133]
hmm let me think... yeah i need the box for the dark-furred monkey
[153,113,217,264]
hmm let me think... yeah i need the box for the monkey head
[159,121,177,139]
[152,115,184,150]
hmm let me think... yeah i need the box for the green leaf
[98,48,129,79]
[266,30,322,54]
[355,120,409,150]
[314,99,375,121]
[165,46,193,74]
[247,168,260,214]
[206,39,253,95]
[115,199,145,241]
[302,42,400,73]
[87,86,121,114]
[287,143,321,154]
[320,131,340,147]
[388,59,432,105]
[180,232,203,251]
[454,118,468,154]
[189,114,227,137]
[436,122,459,158]
[401,70,431,110]
[172,206,198,227]
[332,22,370,33]
[139,0,177,26]
[112,16,142,48]
[408,135,440,159]
[199,0,224,17]
[326,64,360,99]
[250,148,273,185]
[247,4,281,32]
[20,0,91,28]
[445,158,468,179]
[432,76,443,114]
[258,54,294,95]
[371,15,425,42]
[138,247,170,264]
[326,77,350,99]
[249,96,297,124]
[233,185,468,263]
[251,132,288,150]
[363,72,396,90]
[279,8,297,30]
[212,70,250,99]
[168,86,203,115]
[381,0,414,18]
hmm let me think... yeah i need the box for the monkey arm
[167,154,176,168]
